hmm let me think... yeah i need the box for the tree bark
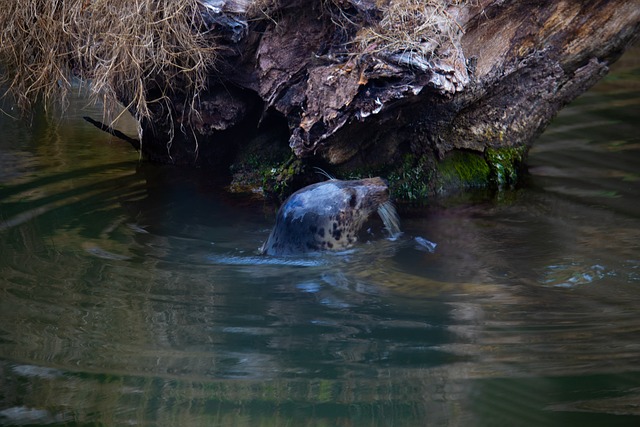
[136,0,640,199]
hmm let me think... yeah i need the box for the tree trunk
[137,0,640,200]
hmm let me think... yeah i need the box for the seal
[260,177,400,256]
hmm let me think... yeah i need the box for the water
[1,47,639,426]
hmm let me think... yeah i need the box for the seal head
[261,177,393,256]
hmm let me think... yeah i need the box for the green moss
[230,144,529,202]
[331,154,434,202]
[485,146,528,187]
[334,148,525,203]
[263,156,308,197]
[436,150,491,192]
[228,131,295,196]
[387,154,433,202]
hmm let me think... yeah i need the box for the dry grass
[247,0,469,65]
[0,0,218,123]
[354,0,469,62]
[246,0,280,21]
[0,0,470,125]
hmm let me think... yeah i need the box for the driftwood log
[123,1,640,198]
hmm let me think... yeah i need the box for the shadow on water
[0,50,639,426]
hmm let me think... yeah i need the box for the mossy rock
[436,150,491,193]
[229,143,530,203]
[230,151,322,201]
[484,146,528,187]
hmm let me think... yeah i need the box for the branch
[83,116,141,151]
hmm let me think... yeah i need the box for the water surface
[1,48,639,426]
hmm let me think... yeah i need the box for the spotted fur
[261,177,392,256]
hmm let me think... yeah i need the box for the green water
[1,48,639,426]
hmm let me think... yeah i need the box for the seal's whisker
[313,167,336,181]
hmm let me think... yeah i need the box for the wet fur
[261,178,390,256]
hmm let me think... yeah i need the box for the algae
[434,147,528,194]
[230,154,310,200]
[338,154,435,202]
[436,150,491,192]
[485,146,528,187]
[230,145,529,203]
[265,157,308,197]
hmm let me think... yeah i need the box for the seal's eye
[349,193,357,208]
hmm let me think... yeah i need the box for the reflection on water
[1,50,639,426]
